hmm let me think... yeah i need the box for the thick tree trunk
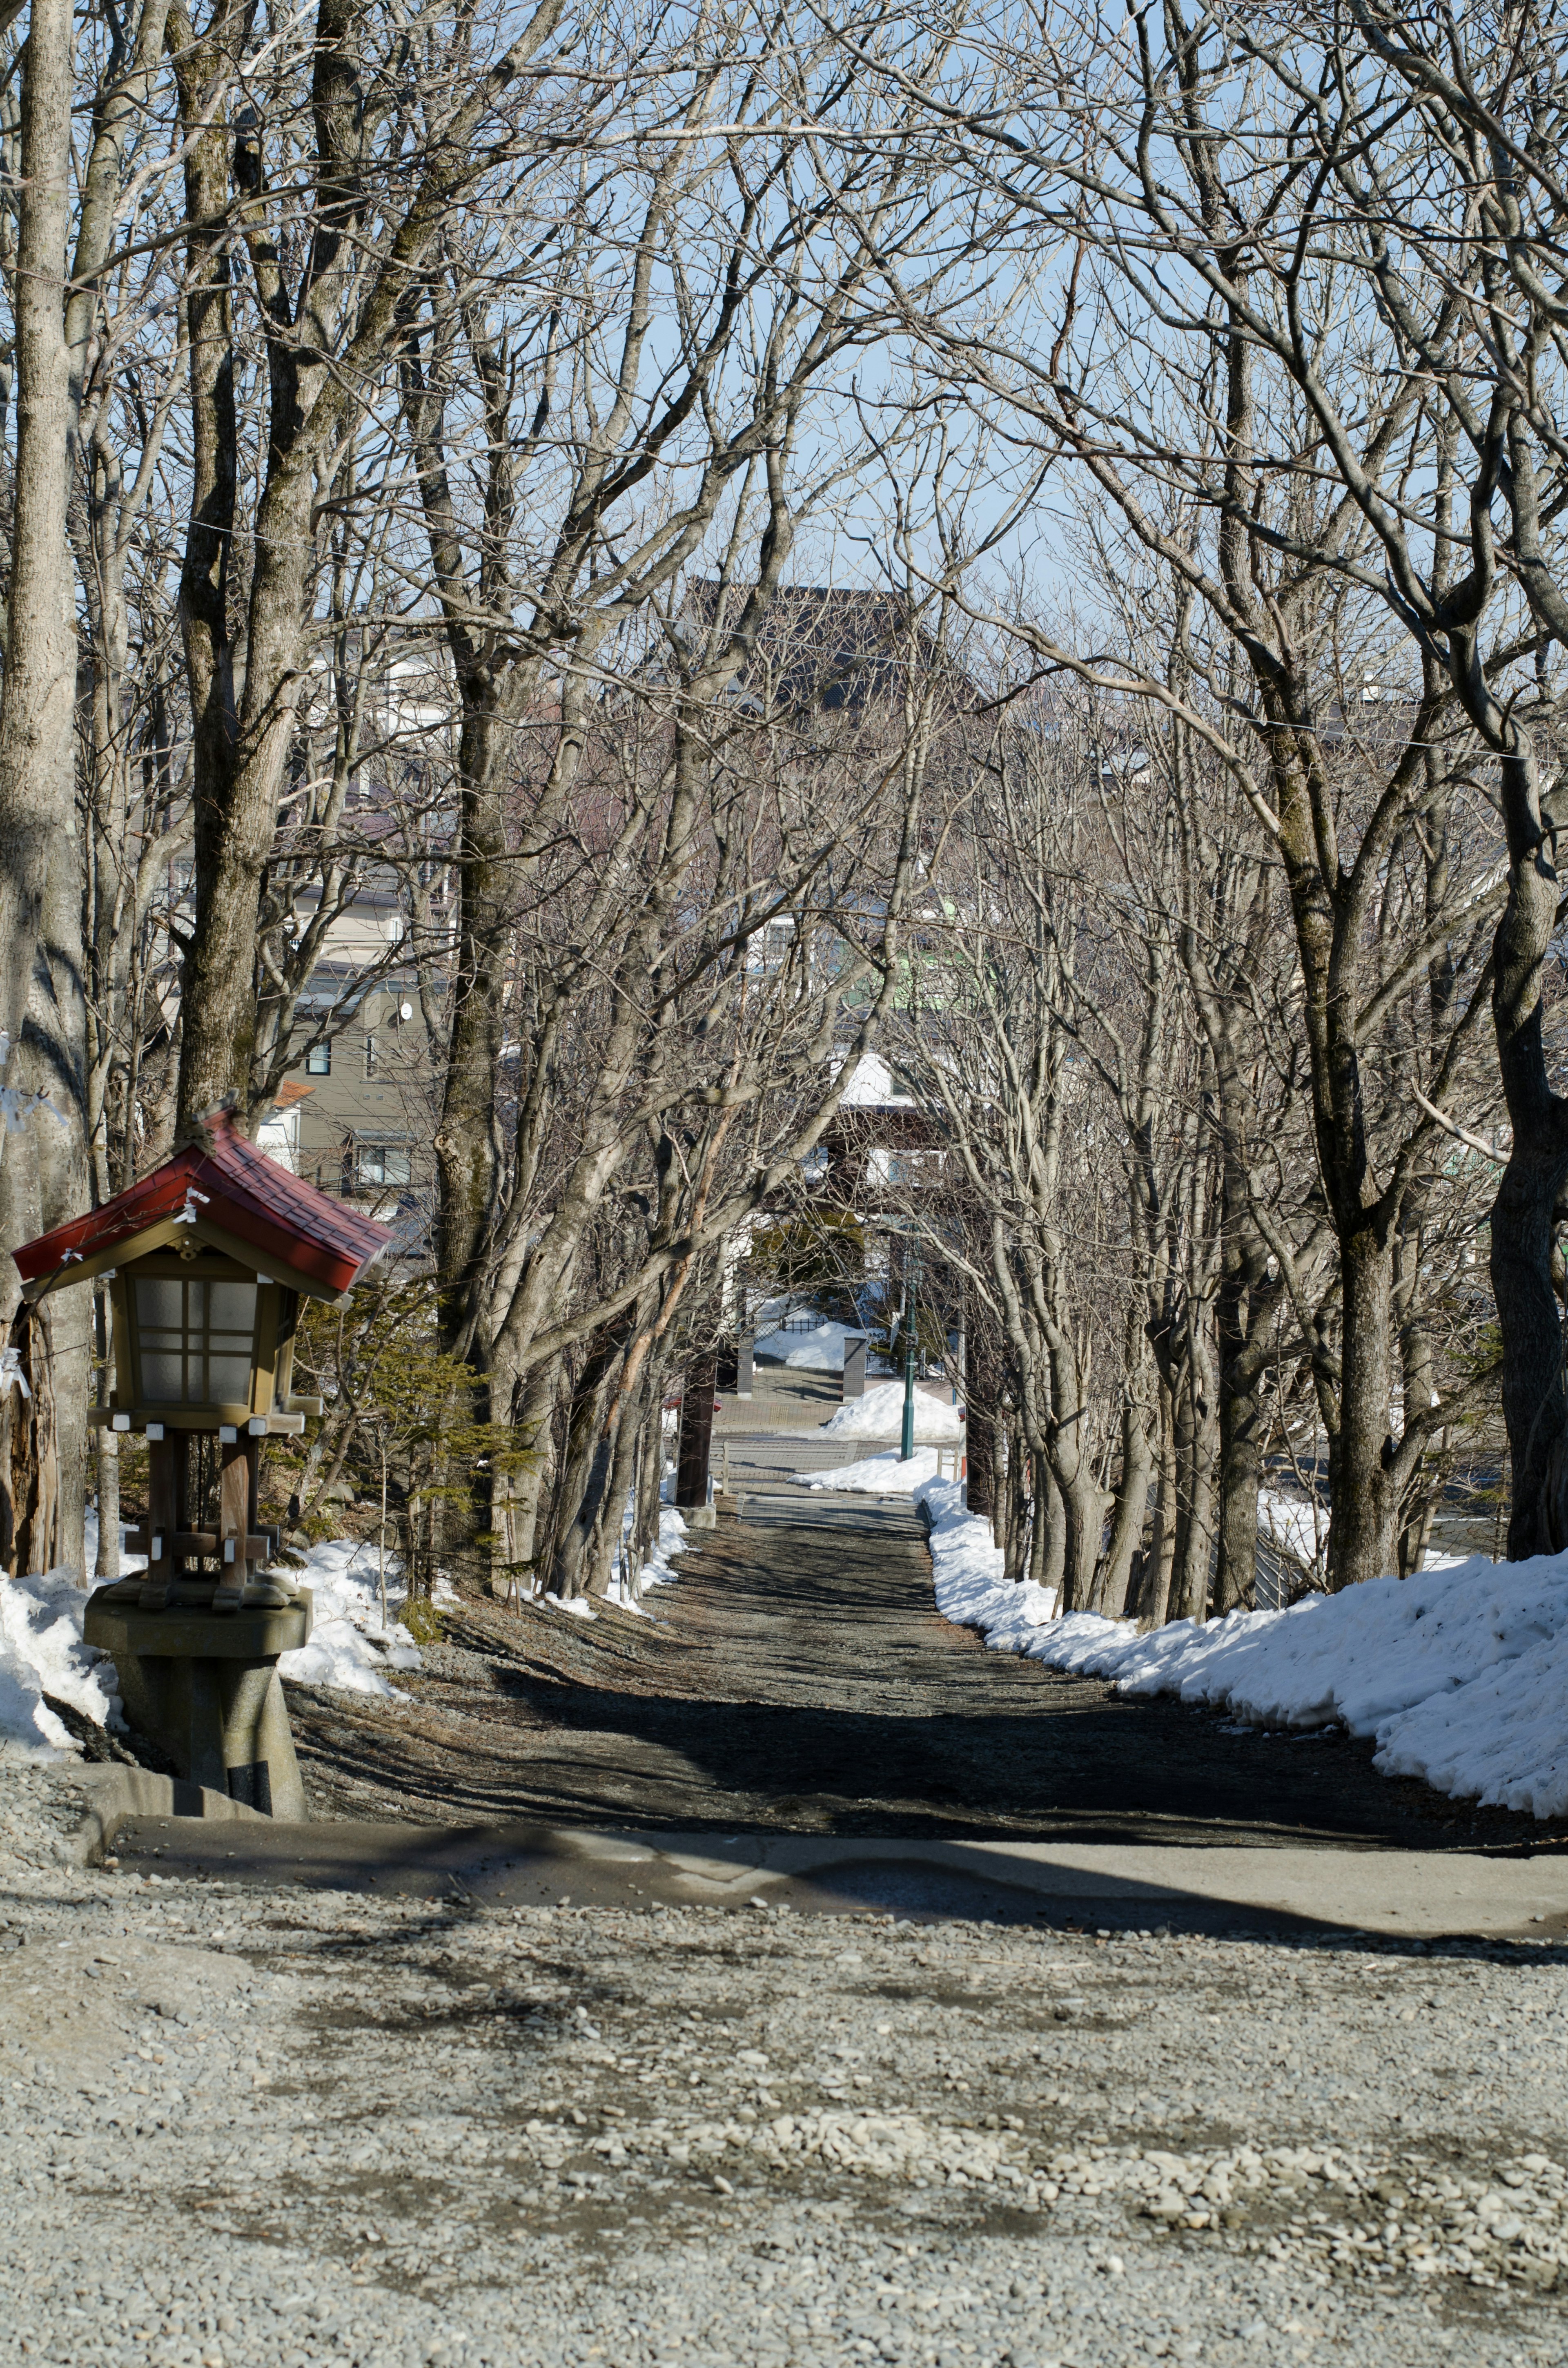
[1170,1362,1216,1623]
[0,0,87,1580]
[507,1354,560,1582]
[1475,732,1568,1558]
[0,0,74,1051]
[965,1414,995,1529]
[1327,1228,1398,1589]
[1098,1392,1152,1619]
[1492,1148,1568,1559]
[93,1285,119,1579]
[549,1393,617,1599]
[674,1353,717,1514]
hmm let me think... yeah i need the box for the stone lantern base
[84,1590,313,1820]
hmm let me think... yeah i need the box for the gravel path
[2,1482,1566,2368]
[2,1794,1567,2368]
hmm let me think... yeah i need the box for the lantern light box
[11,1113,392,1814]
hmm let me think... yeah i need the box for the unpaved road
[287,1504,1544,1857]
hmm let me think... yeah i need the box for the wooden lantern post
[13,1111,392,1817]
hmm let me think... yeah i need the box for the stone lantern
[13,1110,392,1815]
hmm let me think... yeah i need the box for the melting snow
[820,1381,964,1443]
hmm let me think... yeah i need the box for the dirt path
[287,1493,1527,1854]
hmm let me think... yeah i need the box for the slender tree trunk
[1214,1262,1265,1616]
[1138,1380,1178,1627]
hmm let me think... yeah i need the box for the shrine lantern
[11,1113,392,1815]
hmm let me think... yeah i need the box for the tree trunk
[1475,723,1568,1558]
[674,1353,716,1514]
[1327,1228,1398,1589]
[1170,1362,1216,1624]
[507,1354,560,1583]
[966,1414,996,1530]
[93,1284,119,1579]
[1214,1262,1264,1616]
[1491,1148,1568,1559]
[1136,1380,1178,1626]
[0,0,87,1581]
[1098,1391,1152,1619]
[0,0,74,1052]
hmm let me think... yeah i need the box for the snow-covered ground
[916,1476,1060,1649]
[918,1472,1568,1822]
[820,1380,964,1443]
[0,1532,430,1757]
[793,1447,942,1493]
[754,1315,864,1371]
[272,1540,424,1696]
[0,1494,695,1755]
[0,1565,125,1756]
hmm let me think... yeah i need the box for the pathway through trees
[287,1460,1524,1853]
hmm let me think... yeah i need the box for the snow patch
[916,1477,1058,1643]
[820,1380,964,1443]
[0,1528,424,1755]
[0,1568,123,1758]
[275,1539,423,1696]
[597,1503,690,1616]
[794,1447,942,1493]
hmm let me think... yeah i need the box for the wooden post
[139,1434,178,1612]
[214,1433,255,1611]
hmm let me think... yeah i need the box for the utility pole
[900,1238,920,1461]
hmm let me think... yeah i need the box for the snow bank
[275,1539,423,1696]
[921,1494,1568,1821]
[916,1476,1058,1645]
[0,1568,123,1758]
[794,1447,942,1493]
[820,1380,964,1443]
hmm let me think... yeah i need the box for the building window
[306,1041,331,1076]
[345,1135,411,1193]
[364,1033,377,1077]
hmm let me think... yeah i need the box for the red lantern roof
[13,1109,393,1302]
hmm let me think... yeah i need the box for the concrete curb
[97,1808,1568,1938]
[67,1763,272,1868]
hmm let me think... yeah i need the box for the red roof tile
[13,1110,392,1299]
